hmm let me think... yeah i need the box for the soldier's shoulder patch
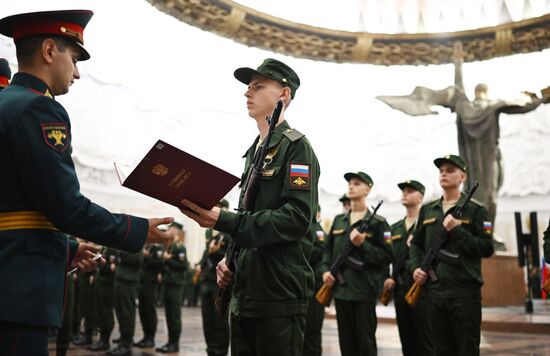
[483,221,493,235]
[289,162,310,189]
[316,230,325,241]
[41,122,69,153]
[282,128,305,142]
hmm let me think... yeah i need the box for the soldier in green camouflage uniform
[73,241,99,346]
[410,155,494,356]
[321,172,393,356]
[180,58,320,356]
[303,207,327,356]
[156,222,189,353]
[197,200,231,356]
[87,247,118,351]
[107,250,143,355]
[134,243,164,348]
[382,180,433,356]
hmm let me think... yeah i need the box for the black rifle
[315,200,383,306]
[214,100,284,316]
[404,182,479,307]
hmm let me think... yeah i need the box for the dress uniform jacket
[409,194,494,297]
[0,73,148,328]
[214,120,320,318]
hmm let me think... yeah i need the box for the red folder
[115,140,240,210]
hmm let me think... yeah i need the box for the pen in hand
[67,253,103,276]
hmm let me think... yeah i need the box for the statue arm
[453,41,465,90]
[498,98,543,115]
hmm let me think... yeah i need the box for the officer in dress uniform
[410,155,494,356]
[0,10,172,355]
[0,58,11,91]
[181,58,320,356]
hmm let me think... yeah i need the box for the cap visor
[434,158,464,171]
[344,172,360,182]
[75,42,90,61]
[234,67,260,85]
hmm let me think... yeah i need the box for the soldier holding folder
[181,58,320,356]
[0,10,172,354]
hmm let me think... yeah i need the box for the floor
[49,303,550,355]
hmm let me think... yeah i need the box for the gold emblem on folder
[152,164,169,176]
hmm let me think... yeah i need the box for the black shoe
[134,337,155,348]
[106,344,131,356]
[156,342,179,353]
[87,339,110,351]
[72,333,92,345]
[56,349,67,356]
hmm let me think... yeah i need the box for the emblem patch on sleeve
[384,231,392,244]
[289,163,311,189]
[41,123,69,153]
[483,221,493,235]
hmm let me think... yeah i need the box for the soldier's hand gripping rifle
[315,200,383,306]
[214,100,284,317]
[404,182,479,307]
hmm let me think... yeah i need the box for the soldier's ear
[41,38,56,64]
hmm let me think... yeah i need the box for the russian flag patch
[289,163,310,189]
[483,221,493,235]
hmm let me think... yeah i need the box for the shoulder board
[470,198,484,207]
[282,128,305,142]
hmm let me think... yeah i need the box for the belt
[0,211,58,231]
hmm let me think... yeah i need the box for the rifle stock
[404,281,422,307]
[315,282,333,306]
[379,287,392,306]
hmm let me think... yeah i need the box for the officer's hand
[350,228,367,247]
[71,243,106,273]
[180,199,220,229]
[322,271,336,287]
[143,246,150,257]
[216,258,233,288]
[195,265,202,274]
[146,217,175,244]
[157,273,163,283]
[413,268,428,285]
[383,278,396,291]
[110,263,116,272]
[89,275,95,285]
[162,252,172,260]
[442,215,461,231]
